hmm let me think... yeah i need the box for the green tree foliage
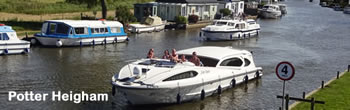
[219,8,232,17]
[115,6,136,24]
[66,0,107,18]
[175,16,187,24]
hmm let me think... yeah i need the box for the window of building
[205,5,210,12]
[49,23,56,34]
[212,7,215,11]
[163,71,198,81]
[220,58,243,67]
[56,23,69,35]
[0,33,10,40]
[196,6,199,12]
[244,58,251,67]
[74,27,87,35]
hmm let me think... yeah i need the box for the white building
[156,0,218,21]
[217,0,245,16]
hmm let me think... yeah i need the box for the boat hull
[35,36,127,47]
[113,70,262,105]
[260,11,282,19]
[0,42,30,55]
[129,24,165,33]
[200,29,260,41]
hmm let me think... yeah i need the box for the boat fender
[56,40,63,47]
[4,49,9,54]
[256,30,259,35]
[92,40,95,46]
[238,34,240,38]
[112,86,116,96]
[199,32,201,37]
[30,38,37,45]
[217,85,222,95]
[115,37,118,42]
[255,71,260,79]
[231,79,236,88]
[80,40,83,47]
[176,93,181,104]
[200,89,205,100]
[24,48,30,53]
[248,33,251,37]
[244,75,249,84]
[230,34,233,40]
[126,37,129,41]
[243,34,246,38]
[104,38,107,45]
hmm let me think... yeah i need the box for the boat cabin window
[56,23,70,35]
[228,23,235,26]
[216,22,228,26]
[181,55,219,67]
[74,27,88,35]
[163,71,198,81]
[0,33,10,40]
[220,58,243,67]
[49,23,56,34]
[90,27,108,34]
[111,27,121,33]
[41,23,48,34]
[244,58,251,67]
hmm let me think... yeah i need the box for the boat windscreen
[138,59,176,68]
[216,22,228,26]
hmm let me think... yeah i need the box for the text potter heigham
[8,91,108,103]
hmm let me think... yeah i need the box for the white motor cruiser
[111,46,263,105]
[259,4,282,19]
[128,16,166,33]
[0,24,30,55]
[200,19,260,41]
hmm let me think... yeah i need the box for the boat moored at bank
[128,16,166,33]
[111,46,263,105]
[200,19,260,41]
[0,24,30,55]
[259,4,282,19]
[33,20,128,47]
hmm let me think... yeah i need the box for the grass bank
[291,72,350,110]
[0,20,42,37]
[0,0,153,15]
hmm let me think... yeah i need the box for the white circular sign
[275,61,295,81]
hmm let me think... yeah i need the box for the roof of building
[177,46,251,60]
[45,20,124,28]
[156,0,218,3]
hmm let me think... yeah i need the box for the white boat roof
[0,25,15,32]
[45,20,124,28]
[177,46,251,60]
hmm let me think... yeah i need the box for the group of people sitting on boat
[147,48,201,66]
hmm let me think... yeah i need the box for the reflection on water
[1,0,350,109]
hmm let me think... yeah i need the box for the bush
[219,8,232,17]
[188,15,199,23]
[174,16,187,24]
[115,6,137,24]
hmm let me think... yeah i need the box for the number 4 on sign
[282,65,288,75]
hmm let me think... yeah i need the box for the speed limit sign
[276,61,295,81]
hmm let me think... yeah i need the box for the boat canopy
[0,25,15,33]
[45,20,124,28]
[177,46,251,60]
[144,16,163,26]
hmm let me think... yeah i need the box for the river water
[1,0,349,109]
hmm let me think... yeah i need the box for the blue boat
[0,24,30,55]
[34,20,128,47]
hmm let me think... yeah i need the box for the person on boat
[170,48,179,62]
[147,48,155,58]
[180,55,187,62]
[190,52,201,66]
[162,50,171,59]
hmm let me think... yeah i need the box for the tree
[65,0,107,19]
[219,8,232,17]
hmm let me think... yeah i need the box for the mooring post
[279,107,282,110]
[285,94,289,110]
[302,92,305,99]
[321,81,324,88]
[337,71,340,79]
[311,97,315,110]
[348,65,350,72]
[25,32,28,39]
